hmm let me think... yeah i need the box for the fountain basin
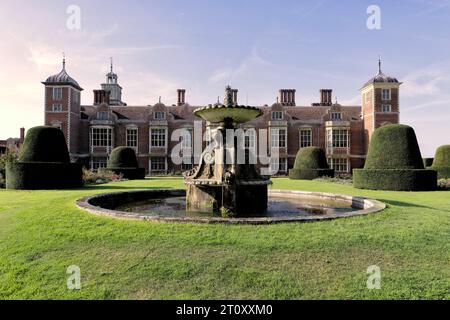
[76,189,385,224]
[194,105,263,123]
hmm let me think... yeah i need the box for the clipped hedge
[6,162,82,190]
[430,145,450,178]
[289,147,334,180]
[430,167,450,179]
[6,126,83,190]
[289,168,334,180]
[106,147,145,180]
[19,126,70,163]
[353,124,436,191]
[353,169,437,191]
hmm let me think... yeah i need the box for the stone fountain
[184,86,271,216]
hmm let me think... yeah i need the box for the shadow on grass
[379,199,450,212]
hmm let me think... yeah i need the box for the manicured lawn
[0,178,449,300]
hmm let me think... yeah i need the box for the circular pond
[76,189,385,224]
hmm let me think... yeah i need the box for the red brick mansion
[43,59,401,175]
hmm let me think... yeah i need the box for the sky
[1,0,450,156]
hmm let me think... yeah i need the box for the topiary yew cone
[431,145,450,179]
[19,126,70,163]
[364,124,424,170]
[107,147,139,168]
[289,147,334,180]
[6,126,82,190]
[106,147,145,180]
[353,124,437,191]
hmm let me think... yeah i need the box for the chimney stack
[94,90,111,105]
[20,128,25,143]
[232,89,238,105]
[279,89,296,106]
[320,89,332,106]
[177,89,186,106]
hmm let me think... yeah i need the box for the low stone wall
[76,189,385,225]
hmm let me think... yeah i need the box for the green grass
[0,178,449,300]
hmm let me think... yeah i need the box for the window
[299,129,312,148]
[382,89,391,101]
[326,129,349,148]
[328,158,349,173]
[150,128,167,147]
[330,112,342,121]
[154,112,166,120]
[98,112,108,120]
[126,128,138,150]
[91,157,108,171]
[181,129,192,149]
[272,111,283,120]
[53,88,62,100]
[270,157,287,174]
[71,90,79,104]
[271,128,286,148]
[382,105,392,113]
[52,104,63,112]
[91,128,112,147]
[244,129,256,150]
[150,157,166,172]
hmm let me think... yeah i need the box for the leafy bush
[289,147,334,180]
[437,179,450,190]
[83,169,123,185]
[353,124,436,191]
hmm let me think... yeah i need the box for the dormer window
[382,89,391,100]
[331,112,342,121]
[154,112,166,120]
[98,111,108,120]
[272,111,283,120]
[53,88,62,100]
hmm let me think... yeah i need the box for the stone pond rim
[76,189,386,225]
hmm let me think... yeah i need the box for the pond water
[114,195,358,218]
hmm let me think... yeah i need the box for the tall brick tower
[360,59,401,152]
[42,55,83,160]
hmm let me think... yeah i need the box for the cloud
[208,48,271,84]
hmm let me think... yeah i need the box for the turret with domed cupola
[360,59,402,153]
[42,54,83,160]
[101,58,125,106]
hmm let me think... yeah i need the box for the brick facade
[43,61,401,175]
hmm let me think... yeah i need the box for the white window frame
[91,127,112,147]
[126,128,138,152]
[53,87,62,100]
[326,129,349,148]
[98,111,109,120]
[150,128,167,148]
[150,157,167,173]
[328,158,349,173]
[270,128,286,148]
[154,111,166,120]
[299,129,312,148]
[90,157,108,171]
[270,157,288,174]
[382,104,392,113]
[271,111,283,120]
[244,128,256,151]
[52,104,63,112]
[382,89,391,101]
[330,112,342,121]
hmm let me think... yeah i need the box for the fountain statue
[184,86,271,217]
